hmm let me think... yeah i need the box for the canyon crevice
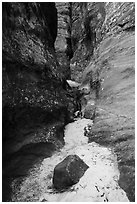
[2,2,135,202]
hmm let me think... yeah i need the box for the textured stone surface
[53,154,89,190]
[55,2,72,79]
[82,101,96,120]
[80,2,135,201]
[2,2,75,201]
[2,2,135,202]
[70,2,106,82]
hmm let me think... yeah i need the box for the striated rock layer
[71,2,135,201]
[2,2,75,201]
[55,2,73,79]
[70,2,106,82]
[2,2,135,202]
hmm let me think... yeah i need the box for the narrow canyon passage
[2,2,135,202]
[11,118,129,202]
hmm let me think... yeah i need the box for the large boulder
[53,155,89,190]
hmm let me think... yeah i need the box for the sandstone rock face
[77,2,135,202]
[2,2,135,202]
[53,154,89,190]
[2,2,75,201]
[55,2,106,82]
[55,2,72,79]
[70,2,106,82]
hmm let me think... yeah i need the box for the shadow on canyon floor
[2,142,58,201]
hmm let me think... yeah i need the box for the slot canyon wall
[2,2,135,202]
[2,2,75,201]
[68,2,135,201]
[55,2,135,201]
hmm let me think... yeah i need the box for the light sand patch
[64,118,93,148]
[11,119,129,202]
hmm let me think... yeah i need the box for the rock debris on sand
[64,119,93,147]
[12,119,129,202]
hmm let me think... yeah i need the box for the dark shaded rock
[3,142,57,178]
[118,163,135,202]
[53,155,89,190]
[83,104,96,120]
[39,2,57,46]
[2,2,75,157]
[2,142,57,202]
[2,112,66,155]
[2,2,76,201]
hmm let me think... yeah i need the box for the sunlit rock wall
[70,2,106,82]
[81,2,135,201]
